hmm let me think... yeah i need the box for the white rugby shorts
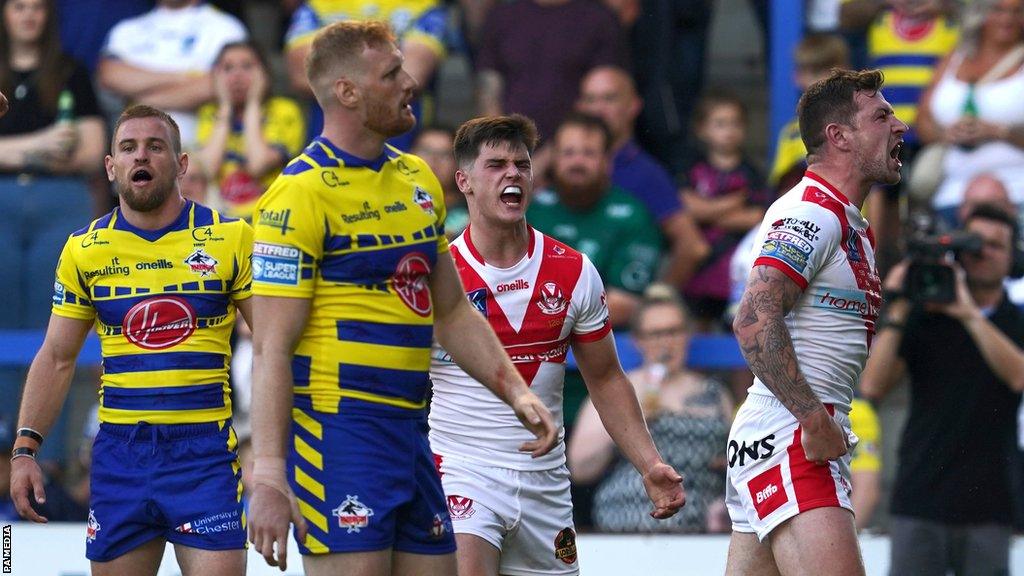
[725,394,856,540]
[435,454,579,575]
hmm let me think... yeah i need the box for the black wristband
[17,427,43,445]
[11,446,36,461]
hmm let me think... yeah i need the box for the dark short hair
[964,202,1019,242]
[798,68,884,157]
[214,40,270,73]
[554,112,613,152]
[453,114,539,167]
[111,104,182,155]
[693,88,748,126]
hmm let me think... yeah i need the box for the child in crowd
[768,34,851,195]
[678,91,770,332]
[196,40,305,221]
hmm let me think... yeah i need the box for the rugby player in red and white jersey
[726,69,907,576]
[429,114,685,576]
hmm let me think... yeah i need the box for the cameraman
[860,204,1024,576]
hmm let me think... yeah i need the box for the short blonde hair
[305,20,396,107]
[112,104,182,155]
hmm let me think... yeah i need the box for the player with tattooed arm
[726,69,906,576]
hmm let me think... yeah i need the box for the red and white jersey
[744,171,881,414]
[429,226,611,471]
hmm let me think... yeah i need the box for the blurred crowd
[1,0,1023,542]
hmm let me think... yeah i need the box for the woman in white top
[916,0,1024,223]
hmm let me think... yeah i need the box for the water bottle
[640,359,668,417]
[56,89,76,155]
[56,89,75,124]
[960,84,978,151]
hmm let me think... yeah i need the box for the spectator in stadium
[768,34,851,196]
[576,65,710,291]
[283,0,451,149]
[476,0,627,144]
[411,126,468,239]
[527,113,663,329]
[629,0,713,177]
[196,40,305,221]
[678,90,770,332]
[97,0,248,147]
[861,203,1024,575]
[569,285,730,533]
[866,0,959,148]
[179,150,210,204]
[55,0,148,74]
[0,0,105,459]
[916,0,1024,224]
[958,173,1017,224]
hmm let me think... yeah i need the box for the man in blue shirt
[577,66,708,290]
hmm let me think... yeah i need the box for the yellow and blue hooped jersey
[195,97,307,221]
[769,117,806,188]
[252,136,448,415]
[51,201,253,425]
[868,11,958,137]
[285,0,448,59]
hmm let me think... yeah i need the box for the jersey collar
[112,200,192,242]
[805,170,852,206]
[315,136,389,172]
[463,224,537,267]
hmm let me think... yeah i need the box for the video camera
[904,225,982,305]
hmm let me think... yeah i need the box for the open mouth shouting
[131,167,154,184]
[890,140,904,168]
[500,185,523,207]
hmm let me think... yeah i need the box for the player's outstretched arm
[573,333,685,519]
[249,295,310,571]
[430,252,557,457]
[11,314,92,523]
[733,265,846,464]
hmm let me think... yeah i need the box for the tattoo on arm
[735,266,822,420]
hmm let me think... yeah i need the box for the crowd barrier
[0,330,747,371]
[7,523,1024,575]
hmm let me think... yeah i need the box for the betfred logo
[122,296,196,350]
[496,279,530,293]
[747,464,789,520]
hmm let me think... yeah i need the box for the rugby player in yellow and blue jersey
[246,21,557,576]
[10,105,252,576]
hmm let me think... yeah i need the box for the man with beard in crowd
[527,112,663,329]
